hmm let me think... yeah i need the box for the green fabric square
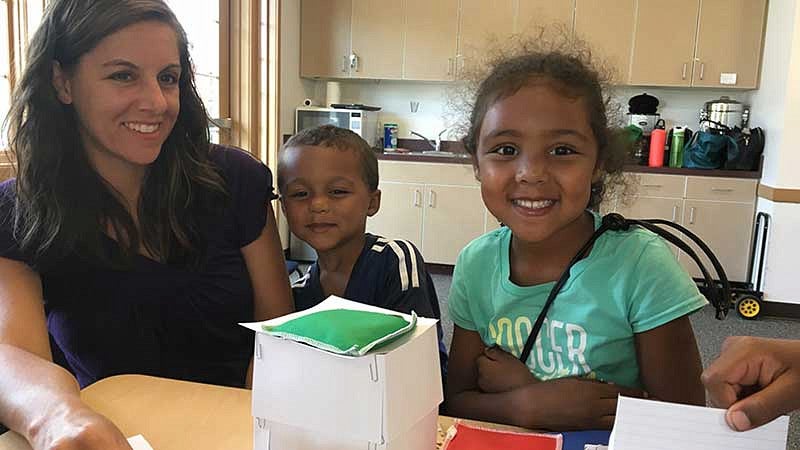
[262,309,417,356]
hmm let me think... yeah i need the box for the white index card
[609,395,789,450]
[127,435,155,450]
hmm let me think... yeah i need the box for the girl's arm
[445,325,521,423]
[242,203,294,387]
[0,257,132,450]
[446,325,645,430]
[635,315,705,405]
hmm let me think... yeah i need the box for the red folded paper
[442,421,562,450]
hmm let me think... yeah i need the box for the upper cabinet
[300,0,768,89]
[350,0,405,79]
[458,0,516,74]
[404,0,459,81]
[574,0,636,84]
[516,1,574,35]
[692,0,768,89]
[299,0,352,78]
[630,0,700,87]
[630,0,767,88]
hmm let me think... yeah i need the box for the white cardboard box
[241,296,443,450]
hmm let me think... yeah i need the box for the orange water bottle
[648,119,667,167]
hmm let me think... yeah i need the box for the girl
[445,47,707,431]
[0,0,292,448]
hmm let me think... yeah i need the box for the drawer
[378,161,479,186]
[685,177,757,202]
[632,174,685,198]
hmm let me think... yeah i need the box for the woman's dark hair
[460,32,631,209]
[3,0,227,269]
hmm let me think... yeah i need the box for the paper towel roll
[325,81,341,107]
[303,98,313,106]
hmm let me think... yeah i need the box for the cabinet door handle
[447,58,453,76]
[642,184,663,188]
[413,189,421,207]
[672,205,678,222]
[689,206,696,224]
[700,62,705,80]
[682,63,687,80]
[428,190,436,208]
[711,188,734,192]
[349,52,359,71]
[342,55,348,73]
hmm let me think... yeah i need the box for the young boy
[278,125,447,378]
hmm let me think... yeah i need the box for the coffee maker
[627,93,661,164]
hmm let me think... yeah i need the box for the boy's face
[280,145,381,254]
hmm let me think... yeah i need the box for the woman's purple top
[0,145,275,388]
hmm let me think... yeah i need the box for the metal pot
[700,96,750,131]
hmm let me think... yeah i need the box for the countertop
[374,148,762,180]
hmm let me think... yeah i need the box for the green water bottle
[669,126,686,168]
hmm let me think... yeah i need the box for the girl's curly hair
[451,27,634,209]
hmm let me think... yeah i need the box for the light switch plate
[720,73,738,85]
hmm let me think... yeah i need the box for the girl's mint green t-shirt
[448,213,707,388]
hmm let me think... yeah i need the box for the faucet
[410,128,448,152]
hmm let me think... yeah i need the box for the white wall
[749,0,800,305]
[280,0,316,139]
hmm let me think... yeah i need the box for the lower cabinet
[606,173,757,282]
[368,181,425,245]
[367,161,489,265]
[679,199,755,282]
[421,184,485,264]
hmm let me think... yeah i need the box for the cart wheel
[736,295,762,319]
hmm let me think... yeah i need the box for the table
[0,374,529,450]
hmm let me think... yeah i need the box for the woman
[0,1,292,448]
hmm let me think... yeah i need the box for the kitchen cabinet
[350,0,405,79]
[299,0,352,78]
[574,0,636,84]
[421,184,485,264]
[458,0,516,74]
[692,0,767,89]
[629,0,699,87]
[630,0,767,88]
[606,173,757,282]
[516,1,574,36]
[367,181,424,245]
[366,161,489,265]
[403,0,459,81]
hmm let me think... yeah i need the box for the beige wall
[750,0,800,304]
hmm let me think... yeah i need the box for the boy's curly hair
[452,27,633,209]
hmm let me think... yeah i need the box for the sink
[420,151,455,157]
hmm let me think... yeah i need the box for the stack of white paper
[609,396,789,450]
[127,435,154,450]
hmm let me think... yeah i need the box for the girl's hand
[513,377,646,430]
[476,346,538,393]
[702,336,800,431]
[28,399,133,450]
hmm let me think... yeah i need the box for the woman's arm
[635,315,705,405]
[241,203,294,387]
[241,203,294,321]
[0,257,132,449]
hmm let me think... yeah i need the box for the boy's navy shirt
[292,233,448,379]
